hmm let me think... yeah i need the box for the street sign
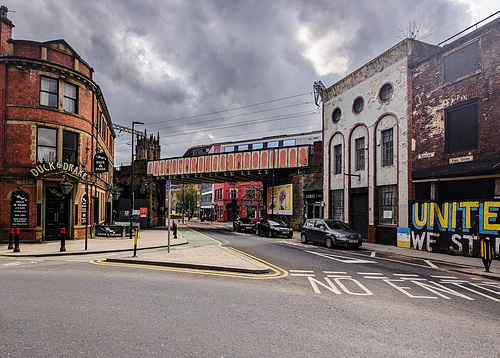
[166,180,171,191]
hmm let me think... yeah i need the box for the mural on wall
[408,200,500,257]
[267,184,293,215]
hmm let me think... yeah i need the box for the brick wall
[411,20,500,171]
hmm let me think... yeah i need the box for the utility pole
[130,121,144,256]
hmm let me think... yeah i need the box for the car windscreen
[268,219,286,226]
[239,218,251,223]
[324,220,350,230]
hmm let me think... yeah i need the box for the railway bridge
[146,143,323,227]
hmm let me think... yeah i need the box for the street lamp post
[130,121,144,255]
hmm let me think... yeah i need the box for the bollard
[133,228,138,257]
[480,237,493,272]
[8,228,14,250]
[13,229,20,252]
[60,228,66,252]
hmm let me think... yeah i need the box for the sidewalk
[1,219,498,281]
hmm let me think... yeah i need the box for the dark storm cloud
[6,0,493,164]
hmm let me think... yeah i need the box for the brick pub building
[0,7,115,243]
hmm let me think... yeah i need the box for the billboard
[408,200,500,257]
[267,184,293,215]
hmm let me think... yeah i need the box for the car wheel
[325,237,334,248]
[287,233,293,239]
[301,233,308,244]
[255,228,260,236]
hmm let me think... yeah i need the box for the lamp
[59,174,74,195]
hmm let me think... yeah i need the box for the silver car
[301,219,362,248]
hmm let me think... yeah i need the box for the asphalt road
[1,228,499,358]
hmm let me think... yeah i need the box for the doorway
[45,186,70,241]
[350,193,368,239]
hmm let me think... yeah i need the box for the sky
[6,0,500,166]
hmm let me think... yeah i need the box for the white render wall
[322,44,410,229]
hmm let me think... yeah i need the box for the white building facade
[322,39,437,243]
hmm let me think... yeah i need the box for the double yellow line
[89,247,288,280]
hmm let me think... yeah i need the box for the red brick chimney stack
[0,5,14,55]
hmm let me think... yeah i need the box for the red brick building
[0,7,115,243]
[411,18,500,200]
[410,18,500,255]
[213,182,263,222]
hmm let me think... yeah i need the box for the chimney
[0,5,14,55]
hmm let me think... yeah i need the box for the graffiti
[409,200,500,257]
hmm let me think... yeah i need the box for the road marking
[323,271,347,274]
[431,275,458,279]
[290,270,315,277]
[424,260,439,268]
[305,250,376,264]
[358,272,383,275]
[370,251,376,257]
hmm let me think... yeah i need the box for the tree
[175,184,198,215]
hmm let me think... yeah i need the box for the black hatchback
[233,217,256,233]
[301,219,362,248]
[256,219,293,238]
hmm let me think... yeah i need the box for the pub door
[45,187,69,241]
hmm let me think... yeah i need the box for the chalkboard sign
[81,194,88,225]
[11,191,29,228]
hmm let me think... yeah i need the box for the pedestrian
[173,222,177,239]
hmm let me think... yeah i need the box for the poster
[267,184,293,215]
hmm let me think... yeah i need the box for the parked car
[256,219,293,238]
[301,219,362,248]
[233,217,256,233]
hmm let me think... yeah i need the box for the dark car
[301,219,362,248]
[233,217,256,233]
[256,219,293,238]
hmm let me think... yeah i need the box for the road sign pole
[167,180,171,253]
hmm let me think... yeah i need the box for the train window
[283,139,295,146]
[224,146,235,152]
[267,141,279,148]
[252,143,264,150]
[238,144,249,151]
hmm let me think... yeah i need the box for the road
[1,228,499,358]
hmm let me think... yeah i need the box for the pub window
[330,189,344,221]
[445,100,478,153]
[379,185,397,225]
[355,137,365,171]
[381,128,393,166]
[246,187,257,199]
[63,131,78,165]
[63,82,77,113]
[229,187,238,199]
[334,144,342,175]
[444,40,480,84]
[37,127,57,163]
[40,77,58,108]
